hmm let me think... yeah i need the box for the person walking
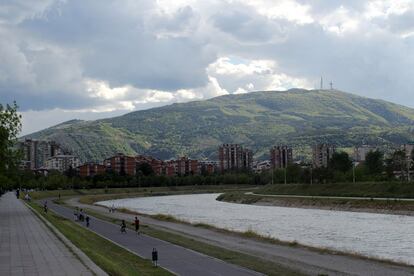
[43,201,48,213]
[134,216,140,235]
[152,248,158,267]
[120,220,126,233]
[74,209,78,221]
[79,209,84,221]
[85,215,90,228]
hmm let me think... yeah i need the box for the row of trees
[267,149,414,184]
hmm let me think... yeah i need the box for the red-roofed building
[77,163,106,177]
[104,153,136,176]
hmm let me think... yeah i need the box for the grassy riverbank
[218,191,414,214]
[257,182,414,198]
[27,202,171,276]
[27,184,256,201]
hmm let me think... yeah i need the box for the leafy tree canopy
[0,102,22,175]
[329,151,352,173]
[365,150,384,175]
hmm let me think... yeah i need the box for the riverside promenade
[0,192,93,276]
[47,199,262,276]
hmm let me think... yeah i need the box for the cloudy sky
[1,0,414,135]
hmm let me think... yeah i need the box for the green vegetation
[27,202,171,276]
[257,182,414,198]
[26,184,254,201]
[0,102,22,194]
[18,170,265,190]
[24,89,414,161]
[217,190,414,214]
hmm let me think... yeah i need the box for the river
[97,193,414,265]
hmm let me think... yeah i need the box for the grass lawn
[28,184,256,201]
[28,202,171,276]
[257,182,414,198]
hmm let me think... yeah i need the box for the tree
[137,162,154,176]
[329,152,352,173]
[0,102,22,177]
[365,150,384,175]
[387,150,408,180]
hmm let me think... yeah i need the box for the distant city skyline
[1,1,414,135]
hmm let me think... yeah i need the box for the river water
[98,193,414,265]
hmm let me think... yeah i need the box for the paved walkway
[68,197,414,276]
[0,193,92,276]
[46,199,261,276]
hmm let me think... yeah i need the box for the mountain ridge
[24,89,414,162]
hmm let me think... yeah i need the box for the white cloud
[320,6,359,35]
[244,0,314,24]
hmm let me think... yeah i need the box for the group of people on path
[120,216,158,267]
[120,216,140,235]
[73,203,158,267]
[74,207,90,227]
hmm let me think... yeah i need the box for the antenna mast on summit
[320,77,323,90]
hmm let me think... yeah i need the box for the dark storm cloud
[2,0,414,117]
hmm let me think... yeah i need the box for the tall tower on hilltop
[320,76,323,90]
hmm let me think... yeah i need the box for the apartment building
[218,144,253,171]
[354,145,376,162]
[312,144,336,168]
[19,139,64,170]
[104,153,136,176]
[77,163,106,177]
[198,160,218,174]
[45,155,80,172]
[270,146,293,169]
[175,156,199,176]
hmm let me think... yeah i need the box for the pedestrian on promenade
[24,193,31,202]
[86,215,90,227]
[43,201,48,213]
[120,220,126,233]
[16,189,20,199]
[58,193,61,200]
[152,248,158,267]
[79,209,84,221]
[133,216,140,235]
[74,209,78,221]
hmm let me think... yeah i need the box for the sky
[1,0,414,135]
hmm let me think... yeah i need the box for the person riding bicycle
[120,220,127,233]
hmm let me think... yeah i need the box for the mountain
[24,89,414,162]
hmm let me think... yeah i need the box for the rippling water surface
[98,193,414,264]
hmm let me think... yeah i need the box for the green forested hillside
[24,89,414,162]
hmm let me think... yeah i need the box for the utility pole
[310,166,313,185]
[284,167,287,185]
[352,162,356,184]
[271,168,274,185]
